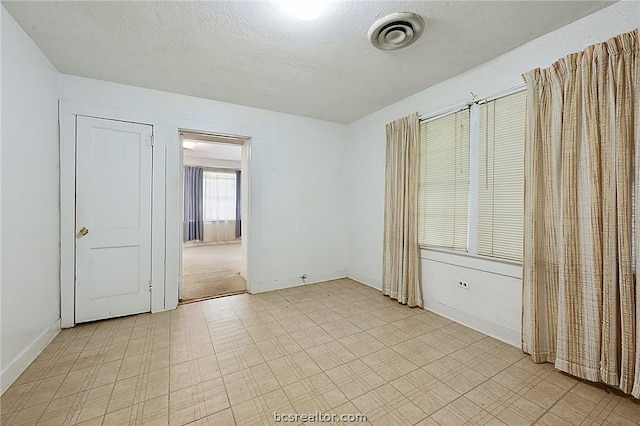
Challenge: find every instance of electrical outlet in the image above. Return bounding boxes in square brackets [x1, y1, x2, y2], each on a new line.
[457, 281, 470, 290]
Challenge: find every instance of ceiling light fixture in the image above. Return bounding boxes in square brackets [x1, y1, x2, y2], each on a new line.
[368, 12, 425, 50]
[278, 0, 328, 21]
[182, 140, 197, 150]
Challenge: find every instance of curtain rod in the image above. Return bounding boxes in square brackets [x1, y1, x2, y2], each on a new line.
[180, 130, 250, 144]
[184, 165, 239, 173]
[419, 82, 526, 122]
[419, 103, 469, 123]
[477, 82, 526, 104]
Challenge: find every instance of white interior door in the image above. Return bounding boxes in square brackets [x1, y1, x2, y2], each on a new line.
[75, 116, 153, 323]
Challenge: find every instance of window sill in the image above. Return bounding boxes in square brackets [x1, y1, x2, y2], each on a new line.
[419, 246, 522, 279]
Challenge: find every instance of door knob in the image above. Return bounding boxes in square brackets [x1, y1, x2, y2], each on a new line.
[79, 227, 89, 236]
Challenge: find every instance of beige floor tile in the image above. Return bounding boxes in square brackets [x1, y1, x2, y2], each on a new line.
[141, 393, 169, 425]
[246, 321, 288, 343]
[365, 324, 412, 347]
[217, 344, 265, 375]
[305, 308, 344, 326]
[491, 392, 548, 425]
[536, 411, 575, 426]
[258, 334, 302, 359]
[169, 377, 229, 425]
[389, 368, 438, 395]
[106, 376, 138, 413]
[211, 329, 254, 353]
[392, 340, 446, 369]
[6, 401, 49, 425]
[447, 368, 487, 394]
[284, 372, 348, 412]
[305, 341, 357, 371]
[337, 331, 386, 358]
[390, 316, 436, 338]
[1, 381, 33, 408]
[74, 415, 105, 425]
[320, 318, 363, 340]
[223, 362, 280, 405]
[605, 410, 640, 426]
[325, 360, 386, 400]
[569, 381, 612, 405]
[20, 374, 66, 409]
[194, 407, 236, 425]
[102, 405, 133, 425]
[231, 390, 294, 426]
[344, 312, 389, 331]
[464, 379, 512, 412]
[170, 354, 221, 392]
[360, 347, 418, 382]
[230, 398, 266, 425]
[431, 405, 470, 426]
[267, 351, 322, 387]
[276, 313, 317, 333]
[39, 393, 81, 423]
[289, 325, 334, 349]
[71, 383, 114, 424]
[609, 398, 640, 423]
[4, 278, 640, 426]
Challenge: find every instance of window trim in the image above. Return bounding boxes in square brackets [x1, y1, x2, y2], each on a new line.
[417, 85, 527, 264]
[202, 169, 238, 222]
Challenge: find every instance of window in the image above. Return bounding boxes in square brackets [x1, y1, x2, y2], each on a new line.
[478, 91, 526, 261]
[418, 89, 526, 262]
[203, 170, 237, 221]
[418, 109, 470, 250]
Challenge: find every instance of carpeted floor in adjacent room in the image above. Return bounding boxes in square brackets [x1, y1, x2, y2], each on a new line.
[181, 242, 246, 301]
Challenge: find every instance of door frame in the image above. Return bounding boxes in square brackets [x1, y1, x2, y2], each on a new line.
[59, 101, 167, 328]
[178, 131, 252, 301]
[164, 120, 255, 310]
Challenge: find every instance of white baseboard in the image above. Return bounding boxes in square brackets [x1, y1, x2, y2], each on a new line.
[251, 270, 348, 294]
[424, 300, 521, 348]
[345, 273, 518, 347]
[1, 318, 61, 394]
[347, 272, 382, 290]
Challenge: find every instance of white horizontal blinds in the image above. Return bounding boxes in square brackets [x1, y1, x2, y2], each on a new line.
[419, 109, 470, 249]
[478, 90, 526, 260]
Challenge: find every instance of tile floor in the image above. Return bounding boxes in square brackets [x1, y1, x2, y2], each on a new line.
[1, 279, 639, 425]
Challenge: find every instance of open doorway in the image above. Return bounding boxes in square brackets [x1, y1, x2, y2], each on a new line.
[180, 131, 249, 303]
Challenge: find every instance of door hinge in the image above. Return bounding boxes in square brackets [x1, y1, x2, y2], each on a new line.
[149, 281, 152, 290]
[149, 135, 154, 146]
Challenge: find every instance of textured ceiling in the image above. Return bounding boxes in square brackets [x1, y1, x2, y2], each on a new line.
[3, 1, 616, 123]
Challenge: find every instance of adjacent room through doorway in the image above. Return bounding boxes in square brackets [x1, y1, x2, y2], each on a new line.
[181, 133, 247, 302]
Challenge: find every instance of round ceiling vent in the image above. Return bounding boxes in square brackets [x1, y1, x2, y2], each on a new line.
[368, 12, 425, 51]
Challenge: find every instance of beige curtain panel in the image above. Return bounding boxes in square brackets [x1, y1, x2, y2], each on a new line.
[522, 29, 639, 398]
[382, 113, 423, 308]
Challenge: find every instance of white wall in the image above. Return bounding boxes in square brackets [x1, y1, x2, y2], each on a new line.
[59, 75, 349, 304]
[1, 6, 61, 392]
[346, 1, 639, 347]
[2, 0, 634, 395]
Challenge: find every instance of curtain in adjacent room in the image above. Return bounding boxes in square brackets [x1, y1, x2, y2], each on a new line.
[184, 166, 204, 241]
[382, 112, 423, 308]
[522, 29, 639, 397]
[235, 170, 242, 238]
